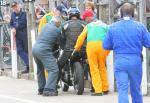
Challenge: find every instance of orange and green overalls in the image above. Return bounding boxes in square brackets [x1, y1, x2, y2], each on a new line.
[74, 20, 109, 93]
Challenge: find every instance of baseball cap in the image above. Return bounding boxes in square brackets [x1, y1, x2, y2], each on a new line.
[56, 5, 67, 14]
[82, 10, 94, 20]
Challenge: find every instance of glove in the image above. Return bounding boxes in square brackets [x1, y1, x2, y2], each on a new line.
[72, 49, 78, 57]
[72, 49, 81, 59]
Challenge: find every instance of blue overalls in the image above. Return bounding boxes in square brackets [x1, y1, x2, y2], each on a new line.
[10, 10, 29, 66]
[103, 16, 150, 103]
[32, 22, 61, 92]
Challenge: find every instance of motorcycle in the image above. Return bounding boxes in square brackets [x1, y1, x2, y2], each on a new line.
[60, 50, 85, 95]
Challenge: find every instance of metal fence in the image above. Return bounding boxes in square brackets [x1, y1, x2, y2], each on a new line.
[0, 22, 11, 69]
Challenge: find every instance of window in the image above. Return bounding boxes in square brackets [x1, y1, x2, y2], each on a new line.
[147, 17, 150, 32]
[146, 0, 150, 13]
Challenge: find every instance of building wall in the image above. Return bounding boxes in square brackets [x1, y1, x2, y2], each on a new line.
[35, 0, 49, 10]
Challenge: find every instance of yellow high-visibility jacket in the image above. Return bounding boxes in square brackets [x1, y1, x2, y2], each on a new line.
[38, 12, 54, 33]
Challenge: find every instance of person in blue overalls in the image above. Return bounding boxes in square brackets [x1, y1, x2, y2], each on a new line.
[32, 16, 62, 96]
[10, 1, 29, 74]
[103, 2, 150, 103]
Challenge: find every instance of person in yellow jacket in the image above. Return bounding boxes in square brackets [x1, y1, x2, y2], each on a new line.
[38, 5, 67, 33]
[38, 12, 54, 33]
[74, 20, 109, 96]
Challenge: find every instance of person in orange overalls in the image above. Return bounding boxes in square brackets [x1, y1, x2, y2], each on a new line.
[74, 14, 109, 96]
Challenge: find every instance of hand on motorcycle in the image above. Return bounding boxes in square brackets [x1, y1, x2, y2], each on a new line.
[72, 49, 79, 57]
[72, 49, 76, 56]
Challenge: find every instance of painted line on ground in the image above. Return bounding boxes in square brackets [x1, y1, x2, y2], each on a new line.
[0, 94, 40, 103]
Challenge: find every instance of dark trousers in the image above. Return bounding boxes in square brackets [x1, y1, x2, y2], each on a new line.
[16, 34, 29, 66]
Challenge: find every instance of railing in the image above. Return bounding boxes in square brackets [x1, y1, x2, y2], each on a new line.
[0, 21, 11, 69]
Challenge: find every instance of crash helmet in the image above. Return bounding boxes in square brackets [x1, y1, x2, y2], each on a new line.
[67, 7, 80, 20]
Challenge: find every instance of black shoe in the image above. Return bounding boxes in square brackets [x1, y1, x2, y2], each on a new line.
[103, 90, 109, 95]
[43, 91, 58, 96]
[38, 88, 44, 95]
[91, 93, 103, 96]
[90, 86, 95, 93]
[21, 69, 29, 74]
[90, 88, 95, 93]
[38, 91, 43, 95]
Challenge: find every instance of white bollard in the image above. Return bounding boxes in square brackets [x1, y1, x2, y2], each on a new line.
[31, 30, 37, 80]
[11, 31, 18, 78]
[106, 51, 114, 93]
[142, 48, 148, 95]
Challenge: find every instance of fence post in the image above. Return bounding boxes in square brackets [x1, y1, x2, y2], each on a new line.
[24, 0, 36, 79]
[107, 51, 114, 93]
[11, 31, 18, 78]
